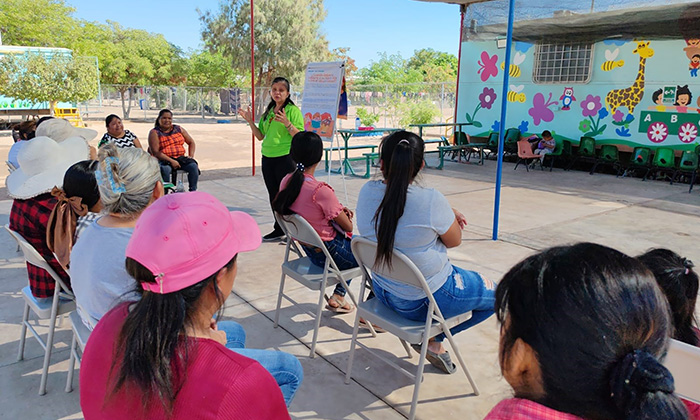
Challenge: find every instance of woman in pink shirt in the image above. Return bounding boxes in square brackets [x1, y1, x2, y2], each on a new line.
[484, 243, 689, 420]
[273, 131, 357, 313]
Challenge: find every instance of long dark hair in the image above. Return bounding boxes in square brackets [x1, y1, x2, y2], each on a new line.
[110, 255, 236, 413]
[496, 243, 687, 420]
[373, 131, 424, 268]
[63, 160, 100, 209]
[272, 131, 323, 215]
[154, 109, 173, 129]
[638, 248, 699, 346]
[260, 77, 295, 123]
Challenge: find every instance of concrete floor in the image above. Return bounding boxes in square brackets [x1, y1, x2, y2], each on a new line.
[1, 151, 699, 420]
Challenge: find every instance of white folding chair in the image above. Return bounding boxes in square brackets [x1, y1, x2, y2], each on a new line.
[65, 311, 91, 392]
[273, 213, 370, 358]
[665, 338, 700, 404]
[4, 225, 76, 395]
[346, 236, 479, 420]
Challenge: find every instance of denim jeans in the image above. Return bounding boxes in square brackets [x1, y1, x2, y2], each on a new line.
[301, 234, 357, 297]
[372, 265, 496, 342]
[217, 321, 303, 406]
[159, 160, 199, 191]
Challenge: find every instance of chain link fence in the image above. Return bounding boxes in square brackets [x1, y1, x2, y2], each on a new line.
[84, 82, 456, 129]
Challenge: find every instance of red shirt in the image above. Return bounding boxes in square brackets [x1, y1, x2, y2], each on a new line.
[151, 125, 186, 158]
[484, 399, 585, 420]
[10, 194, 71, 298]
[80, 303, 290, 420]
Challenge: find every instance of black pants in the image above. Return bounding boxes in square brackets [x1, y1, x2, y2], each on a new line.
[262, 154, 295, 233]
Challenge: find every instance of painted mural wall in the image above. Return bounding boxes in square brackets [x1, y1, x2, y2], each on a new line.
[456, 38, 700, 150]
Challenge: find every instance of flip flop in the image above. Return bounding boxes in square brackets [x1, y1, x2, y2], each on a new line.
[359, 318, 386, 333]
[411, 343, 457, 374]
[325, 295, 355, 314]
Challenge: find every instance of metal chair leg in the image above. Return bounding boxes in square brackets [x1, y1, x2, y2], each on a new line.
[344, 311, 362, 384]
[408, 340, 430, 420]
[65, 332, 77, 393]
[273, 273, 286, 328]
[17, 303, 30, 361]
[309, 286, 326, 358]
[39, 293, 61, 395]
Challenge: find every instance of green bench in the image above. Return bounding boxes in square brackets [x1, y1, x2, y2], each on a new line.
[324, 144, 378, 177]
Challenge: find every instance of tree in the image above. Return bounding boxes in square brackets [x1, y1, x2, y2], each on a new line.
[355, 53, 423, 89]
[186, 50, 246, 87]
[331, 47, 358, 80]
[407, 48, 458, 83]
[0, 0, 76, 47]
[0, 52, 98, 113]
[199, 0, 329, 112]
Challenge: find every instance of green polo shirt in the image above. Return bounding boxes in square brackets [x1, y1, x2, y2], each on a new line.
[259, 103, 304, 158]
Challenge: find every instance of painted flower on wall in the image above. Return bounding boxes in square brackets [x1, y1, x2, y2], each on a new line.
[612, 110, 625, 123]
[647, 122, 668, 143]
[615, 127, 631, 137]
[518, 120, 529, 133]
[678, 122, 698, 143]
[491, 120, 500, 132]
[579, 120, 592, 132]
[479, 88, 497, 109]
[580, 95, 603, 117]
[612, 112, 635, 137]
[465, 87, 497, 128]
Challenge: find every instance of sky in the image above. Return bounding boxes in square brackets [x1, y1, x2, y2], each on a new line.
[65, 0, 462, 69]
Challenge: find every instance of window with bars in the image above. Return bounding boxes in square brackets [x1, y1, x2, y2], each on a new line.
[533, 43, 594, 84]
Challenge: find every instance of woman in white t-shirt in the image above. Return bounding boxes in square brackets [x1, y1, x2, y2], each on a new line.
[356, 130, 496, 374]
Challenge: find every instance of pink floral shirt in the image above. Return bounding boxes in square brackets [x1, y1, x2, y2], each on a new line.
[484, 399, 585, 420]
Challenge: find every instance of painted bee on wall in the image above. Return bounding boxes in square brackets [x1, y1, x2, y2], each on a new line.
[601, 48, 625, 71]
[500, 52, 526, 78]
[507, 85, 526, 103]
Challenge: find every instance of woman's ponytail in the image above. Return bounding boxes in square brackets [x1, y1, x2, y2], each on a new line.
[272, 131, 323, 216]
[373, 131, 424, 268]
[609, 349, 689, 420]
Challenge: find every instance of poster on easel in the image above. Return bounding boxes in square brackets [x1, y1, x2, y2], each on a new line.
[301, 62, 345, 141]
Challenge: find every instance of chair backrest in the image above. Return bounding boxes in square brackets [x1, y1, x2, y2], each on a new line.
[4, 225, 72, 294]
[278, 213, 326, 250]
[653, 147, 676, 168]
[551, 139, 563, 155]
[579, 137, 596, 156]
[453, 131, 468, 146]
[664, 338, 700, 403]
[504, 128, 520, 144]
[679, 150, 699, 170]
[562, 140, 572, 155]
[630, 147, 652, 165]
[351, 236, 431, 294]
[599, 144, 619, 161]
[516, 140, 536, 158]
[487, 132, 499, 147]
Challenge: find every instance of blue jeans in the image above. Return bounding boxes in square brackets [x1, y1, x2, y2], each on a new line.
[372, 265, 496, 342]
[160, 160, 199, 191]
[301, 234, 357, 297]
[217, 321, 303, 406]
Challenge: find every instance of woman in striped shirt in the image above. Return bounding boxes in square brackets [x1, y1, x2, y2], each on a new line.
[99, 114, 142, 149]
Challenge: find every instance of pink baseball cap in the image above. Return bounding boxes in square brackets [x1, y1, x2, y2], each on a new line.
[125, 191, 262, 294]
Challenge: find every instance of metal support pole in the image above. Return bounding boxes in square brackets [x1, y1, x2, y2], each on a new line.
[250, 0, 256, 176]
[492, 0, 516, 241]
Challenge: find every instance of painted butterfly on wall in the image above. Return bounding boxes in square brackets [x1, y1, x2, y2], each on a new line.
[477, 51, 499, 82]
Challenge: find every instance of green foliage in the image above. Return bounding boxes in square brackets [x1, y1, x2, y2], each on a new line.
[0, 0, 76, 47]
[407, 48, 458, 83]
[199, 0, 329, 89]
[356, 107, 379, 127]
[355, 53, 422, 89]
[355, 49, 457, 89]
[0, 52, 98, 111]
[186, 50, 246, 87]
[391, 98, 440, 128]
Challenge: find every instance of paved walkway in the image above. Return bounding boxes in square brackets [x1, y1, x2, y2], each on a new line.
[1, 154, 698, 420]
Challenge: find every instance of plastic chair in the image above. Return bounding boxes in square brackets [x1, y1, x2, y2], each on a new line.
[542, 139, 571, 172]
[619, 146, 652, 179]
[566, 136, 596, 171]
[672, 149, 699, 193]
[485, 132, 500, 159]
[513, 140, 544, 172]
[346, 237, 479, 420]
[645, 147, 676, 181]
[273, 213, 368, 358]
[4, 225, 76, 395]
[664, 338, 700, 404]
[590, 144, 621, 175]
[65, 311, 91, 392]
[503, 128, 521, 155]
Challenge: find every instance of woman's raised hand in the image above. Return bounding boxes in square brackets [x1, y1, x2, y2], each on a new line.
[274, 108, 291, 127]
[238, 106, 254, 123]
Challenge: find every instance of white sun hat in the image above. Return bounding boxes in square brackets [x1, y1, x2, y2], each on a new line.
[6, 136, 91, 199]
[35, 118, 97, 142]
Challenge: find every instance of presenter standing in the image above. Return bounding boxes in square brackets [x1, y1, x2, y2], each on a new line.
[240, 77, 303, 241]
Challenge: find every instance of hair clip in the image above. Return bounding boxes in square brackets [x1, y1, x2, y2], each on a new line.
[398, 139, 410, 145]
[98, 156, 127, 194]
[296, 162, 305, 171]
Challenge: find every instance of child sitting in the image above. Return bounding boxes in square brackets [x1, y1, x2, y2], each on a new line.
[638, 248, 699, 419]
[484, 243, 688, 420]
[273, 131, 357, 313]
[533, 130, 556, 162]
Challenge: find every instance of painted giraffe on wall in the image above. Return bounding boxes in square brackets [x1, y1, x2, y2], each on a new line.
[605, 41, 655, 114]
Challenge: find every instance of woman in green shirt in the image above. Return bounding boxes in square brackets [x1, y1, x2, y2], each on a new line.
[240, 77, 304, 241]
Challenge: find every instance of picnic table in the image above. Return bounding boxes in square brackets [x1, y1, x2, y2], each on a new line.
[408, 122, 486, 169]
[326, 128, 401, 178]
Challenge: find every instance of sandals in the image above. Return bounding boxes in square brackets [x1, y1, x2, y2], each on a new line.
[325, 295, 355, 313]
[359, 318, 386, 333]
[411, 343, 457, 374]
